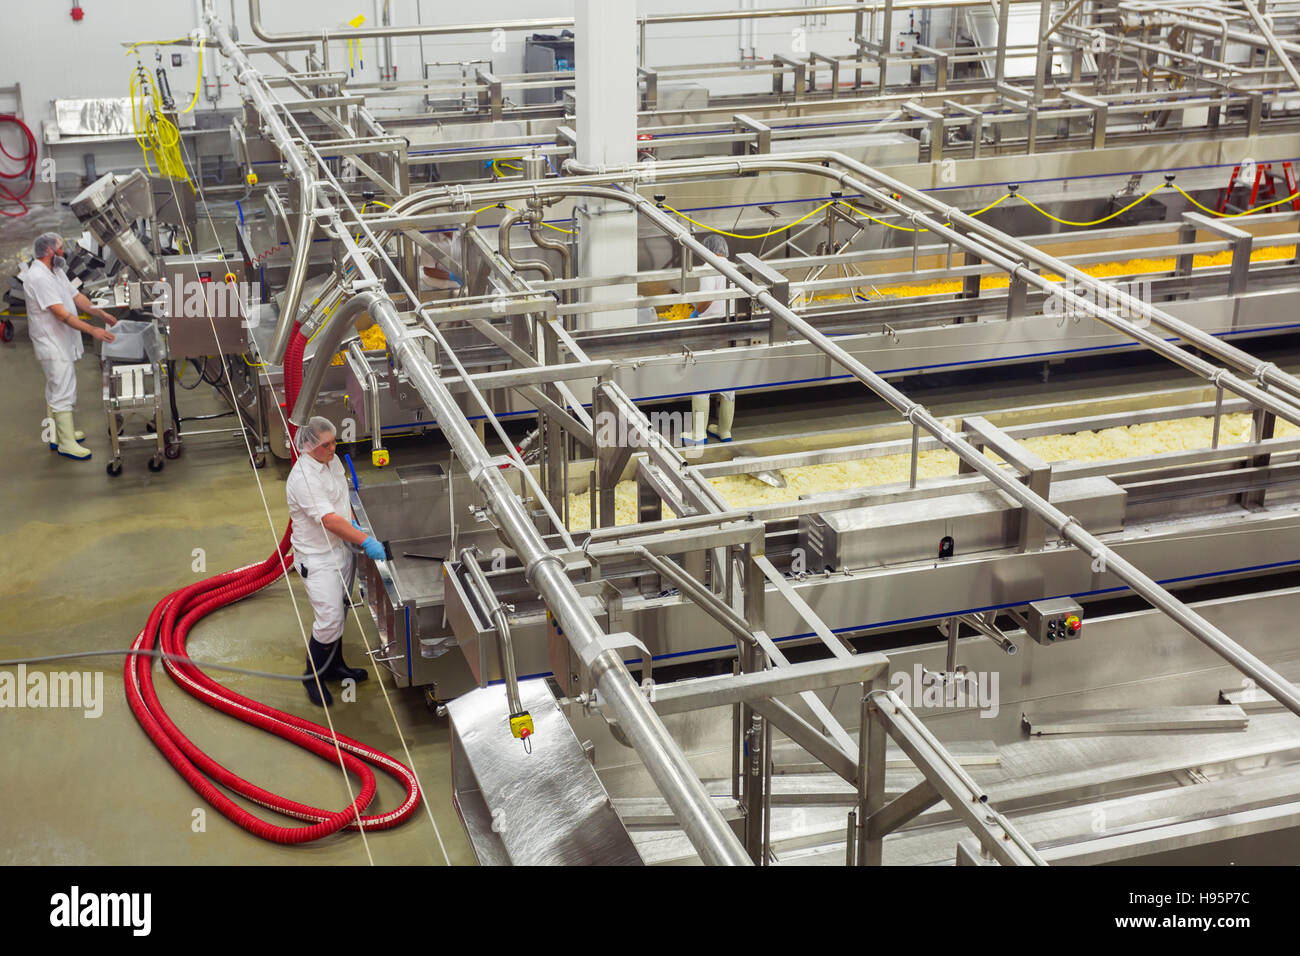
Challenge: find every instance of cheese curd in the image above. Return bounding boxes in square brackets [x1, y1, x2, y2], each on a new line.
[565, 412, 1298, 531]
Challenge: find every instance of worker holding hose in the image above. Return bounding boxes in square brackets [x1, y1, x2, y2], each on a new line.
[287, 416, 385, 707]
[684, 233, 736, 445]
[22, 232, 118, 461]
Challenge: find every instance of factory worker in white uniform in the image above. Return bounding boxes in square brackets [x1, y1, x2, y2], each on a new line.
[22, 232, 119, 460]
[418, 230, 464, 293]
[684, 233, 736, 445]
[286, 416, 385, 707]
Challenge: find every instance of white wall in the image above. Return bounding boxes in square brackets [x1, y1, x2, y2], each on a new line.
[0, 1, 882, 197]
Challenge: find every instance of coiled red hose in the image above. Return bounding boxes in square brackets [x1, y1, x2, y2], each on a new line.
[0, 115, 36, 218]
[124, 324, 422, 843]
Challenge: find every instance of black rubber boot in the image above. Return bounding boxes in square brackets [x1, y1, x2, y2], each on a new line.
[303, 638, 337, 707]
[325, 642, 369, 684]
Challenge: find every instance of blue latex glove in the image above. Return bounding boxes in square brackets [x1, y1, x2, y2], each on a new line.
[447, 270, 463, 285]
[350, 519, 363, 532]
[689, 307, 699, 318]
[362, 536, 385, 561]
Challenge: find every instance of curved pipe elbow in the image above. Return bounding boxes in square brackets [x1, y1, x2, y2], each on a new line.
[498, 209, 554, 281]
[268, 187, 316, 366]
[288, 290, 381, 427]
[527, 219, 571, 295]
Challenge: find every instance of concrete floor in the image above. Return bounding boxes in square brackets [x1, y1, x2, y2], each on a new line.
[0, 217, 474, 865]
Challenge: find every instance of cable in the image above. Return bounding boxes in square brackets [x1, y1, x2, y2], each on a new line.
[181, 38, 203, 115]
[0, 114, 37, 217]
[154, 122, 446, 857]
[121, 155, 418, 856]
[176, 358, 202, 389]
[129, 63, 195, 191]
[2, 647, 329, 682]
[664, 200, 833, 239]
[1016, 183, 1166, 227]
[1169, 180, 1300, 218]
[834, 192, 1011, 233]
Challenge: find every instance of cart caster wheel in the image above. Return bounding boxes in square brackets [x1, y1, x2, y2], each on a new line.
[164, 428, 182, 459]
[252, 452, 267, 469]
[106, 460, 123, 476]
[147, 455, 164, 472]
[1, 319, 13, 343]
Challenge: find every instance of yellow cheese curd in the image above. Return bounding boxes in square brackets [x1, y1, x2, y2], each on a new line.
[564, 412, 1298, 531]
[810, 245, 1297, 302]
[330, 323, 388, 366]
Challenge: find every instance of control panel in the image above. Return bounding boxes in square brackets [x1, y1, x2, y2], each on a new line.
[1026, 597, 1084, 645]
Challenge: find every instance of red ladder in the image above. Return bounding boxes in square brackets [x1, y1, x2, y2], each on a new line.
[1216, 161, 1300, 213]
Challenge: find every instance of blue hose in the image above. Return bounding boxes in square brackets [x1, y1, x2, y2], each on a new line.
[343, 452, 360, 490]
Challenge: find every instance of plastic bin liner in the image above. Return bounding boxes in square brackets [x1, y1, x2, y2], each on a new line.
[102, 318, 162, 365]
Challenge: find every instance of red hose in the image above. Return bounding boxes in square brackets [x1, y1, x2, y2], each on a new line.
[0, 115, 36, 218]
[124, 324, 422, 843]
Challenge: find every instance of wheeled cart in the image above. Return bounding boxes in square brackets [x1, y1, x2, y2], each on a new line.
[100, 319, 177, 475]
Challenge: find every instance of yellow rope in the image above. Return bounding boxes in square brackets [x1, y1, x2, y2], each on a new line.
[662, 201, 835, 239]
[666, 172, 1300, 242]
[180, 39, 203, 115]
[1016, 184, 1166, 227]
[129, 64, 194, 191]
[1169, 181, 1299, 218]
[826, 193, 1009, 233]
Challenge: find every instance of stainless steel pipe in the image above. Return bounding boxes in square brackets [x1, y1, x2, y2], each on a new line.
[498, 207, 554, 281]
[288, 291, 379, 427]
[460, 547, 524, 718]
[302, 290, 752, 865]
[207, 12, 317, 365]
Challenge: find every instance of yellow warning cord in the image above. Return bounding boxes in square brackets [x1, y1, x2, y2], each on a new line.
[668, 178, 1300, 241]
[1014, 184, 1167, 227]
[662, 201, 835, 239]
[1168, 181, 1300, 218]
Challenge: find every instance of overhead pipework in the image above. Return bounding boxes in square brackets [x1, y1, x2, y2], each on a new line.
[91, 0, 1300, 867]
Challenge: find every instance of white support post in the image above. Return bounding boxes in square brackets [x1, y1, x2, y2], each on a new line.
[576, 0, 638, 329]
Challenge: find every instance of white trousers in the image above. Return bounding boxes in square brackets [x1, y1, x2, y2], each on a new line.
[296, 546, 356, 645]
[39, 356, 78, 413]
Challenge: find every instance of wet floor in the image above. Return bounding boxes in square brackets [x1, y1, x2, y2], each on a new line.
[0, 206, 474, 865]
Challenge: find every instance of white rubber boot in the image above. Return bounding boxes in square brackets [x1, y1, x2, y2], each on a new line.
[708, 397, 735, 442]
[53, 410, 92, 460]
[47, 406, 83, 449]
[683, 394, 709, 445]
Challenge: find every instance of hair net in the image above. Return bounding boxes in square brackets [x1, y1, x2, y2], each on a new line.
[700, 233, 729, 258]
[33, 232, 63, 259]
[294, 415, 336, 454]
